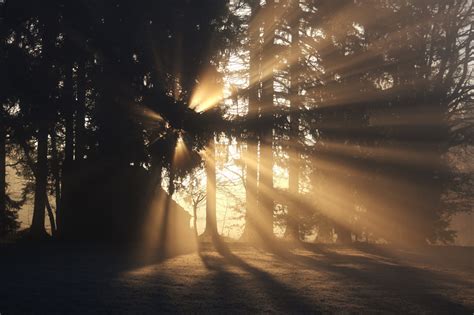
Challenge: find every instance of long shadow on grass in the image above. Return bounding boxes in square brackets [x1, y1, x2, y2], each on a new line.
[198, 236, 322, 313]
[263, 241, 473, 313]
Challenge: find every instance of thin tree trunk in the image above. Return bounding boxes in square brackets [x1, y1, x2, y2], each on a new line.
[64, 62, 74, 163]
[286, 153, 300, 240]
[258, 0, 275, 242]
[193, 203, 199, 239]
[76, 61, 86, 161]
[15, 127, 56, 237]
[143, 158, 162, 217]
[151, 160, 162, 196]
[259, 138, 274, 241]
[242, 139, 258, 240]
[203, 138, 218, 238]
[31, 12, 54, 239]
[45, 195, 56, 237]
[241, 2, 261, 242]
[50, 130, 61, 236]
[158, 166, 174, 253]
[285, 0, 301, 240]
[0, 122, 6, 235]
[31, 123, 48, 238]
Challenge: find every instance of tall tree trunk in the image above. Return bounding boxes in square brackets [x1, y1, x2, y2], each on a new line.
[64, 62, 74, 163]
[76, 61, 86, 161]
[50, 130, 61, 236]
[285, 0, 301, 240]
[286, 152, 300, 240]
[45, 196, 56, 237]
[31, 123, 48, 238]
[241, 2, 261, 242]
[31, 15, 54, 238]
[192, 203, 199, 240]
[0, 121, 6, 236]
[58, 59, 80, 236]
[158, 167, 175, 252]
[143, 156, 162, 216]
[258, 0, 275, 242]
[243, 140, 258, 240]
[203, 137, 218, 238]
[59, 61, 73, 234]
[151, 159, 162, 196]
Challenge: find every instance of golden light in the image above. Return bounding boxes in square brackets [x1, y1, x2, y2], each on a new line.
[130, 103, 165, 128]
[175, 134, 188, 157]
[172, 133, 191, 169]
[189, 71, 223, 113]
[139, 106, 165, 122]
[145, 0, 463, 247]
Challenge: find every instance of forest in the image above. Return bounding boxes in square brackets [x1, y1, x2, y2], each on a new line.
[0, 0, 473, 313]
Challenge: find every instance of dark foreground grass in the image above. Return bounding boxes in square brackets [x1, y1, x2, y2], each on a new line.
[0, 241, 472, 314]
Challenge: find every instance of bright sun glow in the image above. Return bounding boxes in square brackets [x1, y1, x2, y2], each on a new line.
[189, 71, 224, 113]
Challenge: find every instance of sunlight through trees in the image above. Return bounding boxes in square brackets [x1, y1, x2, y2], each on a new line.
[0, 0, 472, 248]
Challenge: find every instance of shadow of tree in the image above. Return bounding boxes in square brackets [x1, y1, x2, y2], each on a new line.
[0, 241, 472, 313]
[264, 241, 473, 313]
[197, 236, 321, 313]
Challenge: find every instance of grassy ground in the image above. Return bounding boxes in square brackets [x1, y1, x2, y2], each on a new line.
[0, 241, 472, 314]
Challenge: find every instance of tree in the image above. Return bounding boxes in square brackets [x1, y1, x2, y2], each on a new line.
[285, 0, 303, 240]
[203, 138, 218, 238]
[258, 0, 277, 242]
[240, 0, 262, 242]
[182, 169, 206, 238]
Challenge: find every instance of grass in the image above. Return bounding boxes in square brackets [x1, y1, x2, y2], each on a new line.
[0, 241, 472, 313]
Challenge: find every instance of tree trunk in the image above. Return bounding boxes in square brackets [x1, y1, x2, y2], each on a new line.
[193, 203, 199, 240]
[286, 150, 300, 240]
[241, 2, 261, 242]
[157, 166, 174, 253]
[285, 1, 301, 241]
[259, 137, 274, 241]
[151, 161, 162, 196]
[143, 157, 162, 216]
[59, 61, 73, 235]
[45, 197, 56, 237]
[335, 223, 352, 244]
[64, 62, 74, 163]
[0, 122, 6, 236]
[50, 130, 61, 236]
[203, 138, 218, 238]
[76, 61, 86, 161]
[257, 0, 275, 242]
[30, 12, 55, 239]
[242, 139, 259, 241]
[30, 123, 48, 238]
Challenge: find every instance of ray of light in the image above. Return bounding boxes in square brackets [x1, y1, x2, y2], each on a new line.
[189, 70, 224, 113]
[172, 133, 192, 169]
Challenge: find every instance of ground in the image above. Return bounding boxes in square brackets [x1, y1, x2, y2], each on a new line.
[0, 241, 473, 314]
